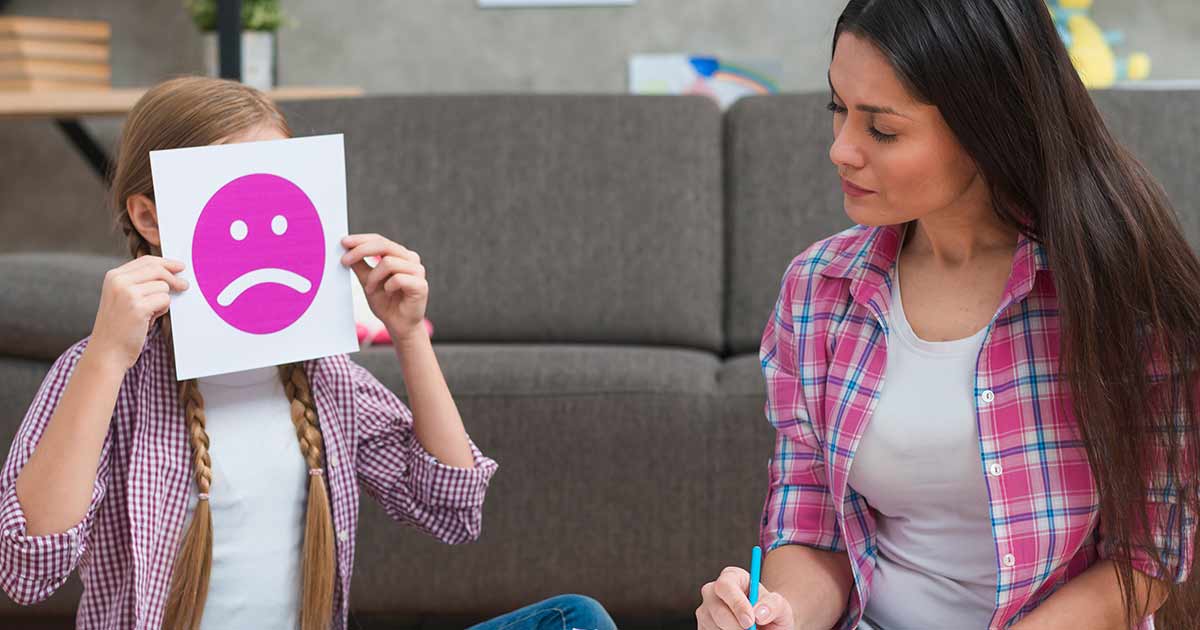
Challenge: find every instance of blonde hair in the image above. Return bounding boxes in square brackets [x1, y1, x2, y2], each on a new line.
[111, 76, 334, 630]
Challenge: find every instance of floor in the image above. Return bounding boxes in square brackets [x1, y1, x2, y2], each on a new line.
[1, 614, 696, 629]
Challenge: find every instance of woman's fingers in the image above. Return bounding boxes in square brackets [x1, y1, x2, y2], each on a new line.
[707, 594, 746, 630]
[696, 567, 755, 630]
[700, 581, 743, 630]
[754, 590, 792, 629]
[713, 569, 755, 629]
[695, 602, 718, 630]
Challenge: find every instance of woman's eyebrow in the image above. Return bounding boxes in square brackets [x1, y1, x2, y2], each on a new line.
[828, 73, 911, 119]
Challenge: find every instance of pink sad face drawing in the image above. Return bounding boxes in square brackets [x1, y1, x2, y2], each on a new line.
[192, 173, 325, 334]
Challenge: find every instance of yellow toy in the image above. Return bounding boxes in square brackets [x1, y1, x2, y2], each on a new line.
[1049, 0, 1151, 88]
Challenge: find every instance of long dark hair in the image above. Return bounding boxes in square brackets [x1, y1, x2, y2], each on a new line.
[835, 0, 1199, 626]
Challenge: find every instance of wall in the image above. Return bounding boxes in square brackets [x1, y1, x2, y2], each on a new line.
[2, 0, 1197, 254]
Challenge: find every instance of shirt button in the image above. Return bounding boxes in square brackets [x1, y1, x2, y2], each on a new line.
[337, 530, 349, 542]
[1003, 553, 1016, 567]
[980, 389, 996, 404]
[989, 463, 1004, 477]
[329, 454, 340, 468]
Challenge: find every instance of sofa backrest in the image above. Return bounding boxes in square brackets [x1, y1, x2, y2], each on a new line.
[723, 89, 1200, 355]
[280, 95, 726, 352]
[3, 91, 1198, 362]
[724, 93, 852, 355]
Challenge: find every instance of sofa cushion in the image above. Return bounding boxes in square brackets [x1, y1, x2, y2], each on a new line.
[0, 253, 120, 361]
[0, 346, 774, 619]
[345, 345, 773, 617]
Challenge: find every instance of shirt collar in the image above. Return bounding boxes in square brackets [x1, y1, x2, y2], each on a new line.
[820, 222, 1050, 324]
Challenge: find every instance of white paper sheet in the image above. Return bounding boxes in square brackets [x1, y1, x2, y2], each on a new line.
[151, 134, 358, 380]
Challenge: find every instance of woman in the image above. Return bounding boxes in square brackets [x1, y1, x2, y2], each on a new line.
[697, 1, 1197, 629]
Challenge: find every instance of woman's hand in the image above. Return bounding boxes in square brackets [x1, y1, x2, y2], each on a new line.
[88, 255, 188, 372]
[698, 567, 795, 630]
[341, 233, 428, 343]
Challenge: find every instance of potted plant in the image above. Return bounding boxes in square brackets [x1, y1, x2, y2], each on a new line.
[186, 0, 287, 91]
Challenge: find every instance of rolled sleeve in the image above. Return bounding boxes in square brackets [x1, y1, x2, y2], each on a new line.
[758, 260, 842, 555]
[349, 361, 498, 543]
[0, 483, 89, 604]
[1100, 485, 1196, 585]
[761, 432, 844, 555]
[0, 341, 107, 605]
[407, 438, 497, 509]
[1097, 377, 1197, 586]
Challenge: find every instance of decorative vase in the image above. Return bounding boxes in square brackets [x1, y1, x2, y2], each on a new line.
[202, 30, 275, 91]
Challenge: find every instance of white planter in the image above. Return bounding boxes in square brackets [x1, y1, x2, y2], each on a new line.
[202, 31, 275, 91]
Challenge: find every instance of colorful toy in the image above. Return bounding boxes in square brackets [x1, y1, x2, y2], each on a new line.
[1048, 0, 1150, 88]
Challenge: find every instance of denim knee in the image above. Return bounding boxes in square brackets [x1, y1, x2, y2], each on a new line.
[542, 594, 614, 628]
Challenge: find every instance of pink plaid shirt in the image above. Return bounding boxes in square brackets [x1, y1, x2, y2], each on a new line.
[0, 322, 498, 629]
[759, 224, 1194, 629]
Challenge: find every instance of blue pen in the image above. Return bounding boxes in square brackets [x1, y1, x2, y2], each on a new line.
[748, 545, 763, 630]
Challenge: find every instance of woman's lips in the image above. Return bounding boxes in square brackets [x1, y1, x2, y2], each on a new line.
[841, 178, 876, 198]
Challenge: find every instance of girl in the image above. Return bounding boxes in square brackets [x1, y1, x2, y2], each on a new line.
[0, 77, 614, 630]
[697, 1, 1197, 629]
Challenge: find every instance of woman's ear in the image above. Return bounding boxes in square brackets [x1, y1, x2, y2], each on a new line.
[126, 194, 160, 247]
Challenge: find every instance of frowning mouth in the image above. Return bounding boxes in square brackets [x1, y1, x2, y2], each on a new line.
[217, 268, 313, 307]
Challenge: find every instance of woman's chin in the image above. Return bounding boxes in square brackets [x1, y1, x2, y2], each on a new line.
[843, 197, 891, 227]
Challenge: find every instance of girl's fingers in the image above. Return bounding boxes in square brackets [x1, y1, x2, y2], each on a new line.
[350, 259, 372, 287]
[383, 273, 427, 296]
[122, 260, 189, 292]
[157, 257, 186, 271]
[138, 280, 172, 296]
[342, 234, 420, 265]
[340, 233, 380, 248]
[127, 255, 185, 272]
[341, 239, 408, 268]
[142, 292, 171, 318]
[365, 256, 424, 293]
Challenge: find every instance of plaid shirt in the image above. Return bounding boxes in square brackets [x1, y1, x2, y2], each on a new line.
[0, 322, 498, 629]
[759, 224, 1194, 629]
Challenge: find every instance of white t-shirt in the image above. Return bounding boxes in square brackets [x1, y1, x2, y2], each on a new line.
[185, 365, 309, 629]
[848, 263, 998, 630]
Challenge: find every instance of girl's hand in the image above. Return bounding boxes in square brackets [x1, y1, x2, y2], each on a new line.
[697, 567, 795, 630]
[89, 256, 189, 372]
[341, 234, 428, 343]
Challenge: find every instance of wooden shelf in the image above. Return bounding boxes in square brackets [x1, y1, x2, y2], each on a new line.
[0, 86, 364, 119]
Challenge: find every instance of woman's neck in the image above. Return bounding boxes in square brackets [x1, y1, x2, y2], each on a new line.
[903, 185, 1018, 268]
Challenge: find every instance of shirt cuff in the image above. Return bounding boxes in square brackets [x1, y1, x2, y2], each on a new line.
[407, 438, 498, 509]
[0, 483, 85, 580]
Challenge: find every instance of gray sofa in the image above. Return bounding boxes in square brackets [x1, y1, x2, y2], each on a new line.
[2, 90, 1198, 629]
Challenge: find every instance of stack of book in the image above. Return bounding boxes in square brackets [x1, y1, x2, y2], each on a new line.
[0, 16, 111, 91]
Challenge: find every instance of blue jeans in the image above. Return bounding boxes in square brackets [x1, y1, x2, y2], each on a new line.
[467, 595, 617, 630]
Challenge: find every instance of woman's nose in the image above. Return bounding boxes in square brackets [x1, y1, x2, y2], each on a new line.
[829, 127, 866, 171]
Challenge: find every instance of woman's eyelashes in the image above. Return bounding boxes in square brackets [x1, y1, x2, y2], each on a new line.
[827, 100, 898, 144]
